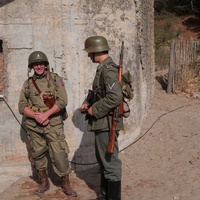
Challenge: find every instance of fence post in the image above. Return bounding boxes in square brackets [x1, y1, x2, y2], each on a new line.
[167, 40, 175, 93]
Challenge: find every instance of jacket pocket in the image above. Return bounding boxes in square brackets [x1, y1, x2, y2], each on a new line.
[88, 116, 108, 131]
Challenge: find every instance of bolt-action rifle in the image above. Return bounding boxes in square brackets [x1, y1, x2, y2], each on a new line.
[106, 41, 124, 154]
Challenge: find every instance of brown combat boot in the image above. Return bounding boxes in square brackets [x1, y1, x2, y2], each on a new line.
[34, 170, 50, 195]
[61, 175, 77, 197]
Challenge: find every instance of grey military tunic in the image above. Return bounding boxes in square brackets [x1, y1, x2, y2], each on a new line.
[87, 56, 124, 132]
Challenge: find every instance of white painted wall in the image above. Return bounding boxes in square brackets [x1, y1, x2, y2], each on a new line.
[0, 0, 154, 171]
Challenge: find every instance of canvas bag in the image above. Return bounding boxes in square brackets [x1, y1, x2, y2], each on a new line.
[121, 70, 134, 118]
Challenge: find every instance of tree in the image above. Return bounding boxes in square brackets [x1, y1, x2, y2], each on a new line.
[154, 0, 200, 16]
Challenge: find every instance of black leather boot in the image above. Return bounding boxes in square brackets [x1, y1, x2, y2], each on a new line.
[108, 181, 121, 200]
[95, 174, 108, 200]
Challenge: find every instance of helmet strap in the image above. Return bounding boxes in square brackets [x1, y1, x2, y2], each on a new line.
[27, 68, 32, 78]
[92, 53, 95, 62]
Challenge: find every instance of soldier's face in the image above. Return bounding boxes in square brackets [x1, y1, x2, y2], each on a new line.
[33, 62, 45, 75]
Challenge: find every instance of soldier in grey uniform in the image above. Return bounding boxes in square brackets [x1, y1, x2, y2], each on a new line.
[80, 36, 123, 200]
[18, 51, 77, 197]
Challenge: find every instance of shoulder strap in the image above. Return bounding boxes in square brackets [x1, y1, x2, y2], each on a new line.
[31, 77, 41, 94]
[50, 72, 58, 88]
[105, 61, 118, 69]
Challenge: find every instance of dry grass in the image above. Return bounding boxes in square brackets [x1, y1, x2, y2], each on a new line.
[174, 62, 200, 98]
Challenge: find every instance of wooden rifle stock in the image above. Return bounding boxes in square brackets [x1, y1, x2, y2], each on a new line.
[106, 41, 124, 154]
[106, 109, 117, 154]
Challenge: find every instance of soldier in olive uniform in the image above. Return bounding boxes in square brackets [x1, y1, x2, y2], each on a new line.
[18, 51, 77, 197]
[80, 36, 123, 200]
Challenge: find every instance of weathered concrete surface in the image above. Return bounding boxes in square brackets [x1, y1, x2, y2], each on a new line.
[0, 0, 154, 172]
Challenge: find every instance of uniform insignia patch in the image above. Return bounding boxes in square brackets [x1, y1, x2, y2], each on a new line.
[108, 83, 115, 90]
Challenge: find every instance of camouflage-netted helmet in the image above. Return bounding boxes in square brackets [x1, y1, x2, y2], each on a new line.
[84, 36, 111, 53]
[28, 51, 49, 68]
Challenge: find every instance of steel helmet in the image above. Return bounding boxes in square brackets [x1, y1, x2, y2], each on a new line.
[28, 51, 49, 68]
[84, 36, 111, 53]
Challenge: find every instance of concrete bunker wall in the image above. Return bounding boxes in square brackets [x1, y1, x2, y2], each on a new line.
[0, 0, 154, 172]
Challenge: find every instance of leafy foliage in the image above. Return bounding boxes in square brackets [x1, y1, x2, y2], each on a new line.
[154, 12, 183, 70]
[153, 1, 200, 70]
[154, 0, 200, 93]
[154, 0, 200, 16]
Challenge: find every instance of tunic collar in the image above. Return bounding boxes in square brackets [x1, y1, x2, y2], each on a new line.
[97, 56, 114, 71]
[33, 73, 46, 80]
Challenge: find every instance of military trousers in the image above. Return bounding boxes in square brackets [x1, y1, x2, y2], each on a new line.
[94, 131, 122, 181]
[28, 126, 71, 177]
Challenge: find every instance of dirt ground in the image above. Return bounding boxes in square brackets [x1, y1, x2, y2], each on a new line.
[0, 73, 200, 200]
